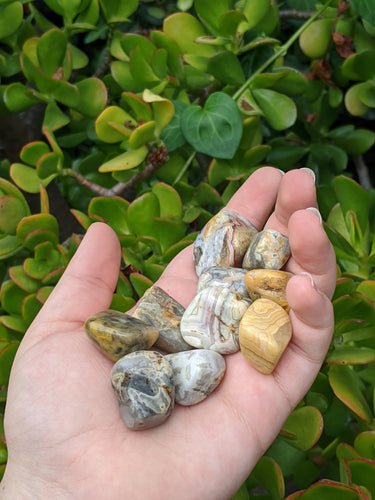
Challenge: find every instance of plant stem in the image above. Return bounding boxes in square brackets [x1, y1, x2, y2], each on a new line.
[353, 155, 372, 190]
[173, 150, 196, 185]
[232, 0, 335, 101]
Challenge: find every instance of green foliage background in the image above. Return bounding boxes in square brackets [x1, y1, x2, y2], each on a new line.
[1, 0, 375, 497]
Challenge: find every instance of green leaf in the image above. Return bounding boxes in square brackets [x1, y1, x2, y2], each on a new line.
[333, 176, 370, 236]
[347, 458, 375, 498]
[0, 235, 22, 260]
[0, 196, 28, 235]
[0, 2, 23, 39]
[3, 83, 40, 113]
[127, 192, 160, 237]
[95, 106, 136, 143]
[75, 78, 107, 118]
[0, 342, 19, 386]
[163, 13, 218, 58]
[98, 147, 148, 173]
[129, 272, 153, 297]
[252, 456, 284, 500]
[36, 152, 61, 180]
[194, 0, 229, 32]
[152, 183, 183, 218]
[181, 92, 242, 159]
[243, 0, 271, 30]
[37, 29, 67, 78]
[9, 265, 40, 293]
[294, 479, 364, 499]
[354, 432, 375, 460]
[208, 51, 245, 86]
[128, 121, 156, 149]
[282, 406, 323, 451]
[99, 0, 138, 23]
[349, 1, 375, 28]
[0, 281, 28, 316]
[10, 163, 50, 194]
[160, 100, 188, 152]
[328, 128, 375, 155]
[20, 142, 50, 167]
[143, 89, 175, 135]
[22, 294, 43, 327]
[252, 89, 297, 131]
[121, 33, 156, 59]
[326, 346, 375, 365]
[43, 102, 70, 132]
[328, 365, 373, 423]
[120, 92, 153, 122]
[88, 197, 129, 234]
[17, 214, 59, 251]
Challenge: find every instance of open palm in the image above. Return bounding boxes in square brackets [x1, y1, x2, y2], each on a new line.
[1, 167, 336, 500]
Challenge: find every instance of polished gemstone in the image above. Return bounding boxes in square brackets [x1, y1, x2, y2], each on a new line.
[244, 269, 292, 311]
[242, 229, 290, 270]
[84, 310, 159, 361]
[239, 298, 292, 374]
[197, 266, 249, 298]
[166, 349, 226, 405]
[193, 209, 258, 276]
[111, 350, 175, 430]
[180, 286, 251, 354]
[132, 285, 192, 353]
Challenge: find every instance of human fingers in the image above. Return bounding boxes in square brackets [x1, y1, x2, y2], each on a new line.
[273, 272, 334, 405]
[286, 208, 337, 299]
[265, 168, 317, 233]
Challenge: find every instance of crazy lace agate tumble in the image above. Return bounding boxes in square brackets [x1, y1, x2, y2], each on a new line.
[132, 285, 192, 353]
[111, 350, 175, 430]
[243, 229, 290, 270]
[84, 310, 159, 361]
[197, 266, 249, 298]
[180, 286, 251, 354]
[239, 298, 292, 374]
[166, 349, 226, 406]
[244, 269, 293, 311]
[193, 209, 258, 276]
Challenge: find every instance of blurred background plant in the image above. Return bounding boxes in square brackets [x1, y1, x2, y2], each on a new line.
[1, 0, 375, 496]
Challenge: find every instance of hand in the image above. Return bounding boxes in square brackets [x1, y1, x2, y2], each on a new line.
[0, 167, 336, 500]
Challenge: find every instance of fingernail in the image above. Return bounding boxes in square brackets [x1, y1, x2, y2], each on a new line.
[300, 167, 316, 183]
[277, 168, 285, 175]
[306, 207, 322, 224]
[299, 271, 316, 289]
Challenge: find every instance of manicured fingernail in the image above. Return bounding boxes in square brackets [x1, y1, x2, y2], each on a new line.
[300, 167, 316, 183]
[306, 207, 322, 224]
[299, 272, 316, 289]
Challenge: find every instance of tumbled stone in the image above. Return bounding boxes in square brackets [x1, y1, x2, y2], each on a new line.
[239, 298, 292, 374]
[166, 349, 226, 406]
[242, 229, 290, 270]
[244, 269, 293, 311]
[84, 310, 159, 361]
[180, 286, 251, 354]
[193, 209, 258, 276]
[111, 350, 175, 430]
[197, 266, 249, 298]
[132, 285, 192, 353]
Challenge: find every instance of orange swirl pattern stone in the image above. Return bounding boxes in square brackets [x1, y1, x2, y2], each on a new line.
[239, 298, 292, 374]
[244, 269, 293, 311]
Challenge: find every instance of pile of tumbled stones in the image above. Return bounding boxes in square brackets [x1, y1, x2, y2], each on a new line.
[85, 210, 293, 430]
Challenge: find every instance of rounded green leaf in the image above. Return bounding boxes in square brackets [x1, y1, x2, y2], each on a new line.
[296, 479, 364, 499]
[128, 121, 156, 149]
[243, 0, 270, 30]
[0, 280, 28, 316]
[281, 406, 323, 451]
[20, 141, 50, 167]
[17, 214, 59, 250]
[95, 106, 136, 143]
[88, 197, 129, 234]
[181, 92, 243, 159]
[127, 192, 160, 237]
[0, 235, 22, 259]
[354, 432, 375, 460]
[163, 13, 217, 57]
[252, 456, 284, 500]
[0, 196, 28, 235]
[160, 100, 188, 152]
[37, 152, 61, 180]
[333, 176, 370, 236]
[37, 29, 67, 78]
[129, 272, 153, 297]
[0, 2, 23, 39]
[75, 78, 107, 118]
[143, 89, 175, 135]
[120, 92, 152, 122]
[252, 89, 297, 130]
[121, 33, 155, 59]
[208, 51, 245, 86]
[10, 163, 43, 194]
[98, 147, 148, 173]
[43, 102, 70, 131]
[342, 50, 375, 81]
[22, 293, 43, 327]
[194, 0, 229, 31]
[347, 458, 375, 498]
[328, 364, 373, 423]
[9, 265, 40, 293]
[3, 83, 40, 113]
[36, 286, 54, 304]
[152, 182, 182, 218]
[99, 0, 138, 23]
[345, 83, 371, 117]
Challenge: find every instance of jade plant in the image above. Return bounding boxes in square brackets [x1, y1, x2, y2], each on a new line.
[1, 0, 375, 496]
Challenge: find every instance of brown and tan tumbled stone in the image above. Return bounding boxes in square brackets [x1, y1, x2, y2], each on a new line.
[242, 229, 290, 270]
[84, 310, 159, 361]
[244, 269, 293, 311]
[239, 298, 292, 374]
[132, 285, 192, 353]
